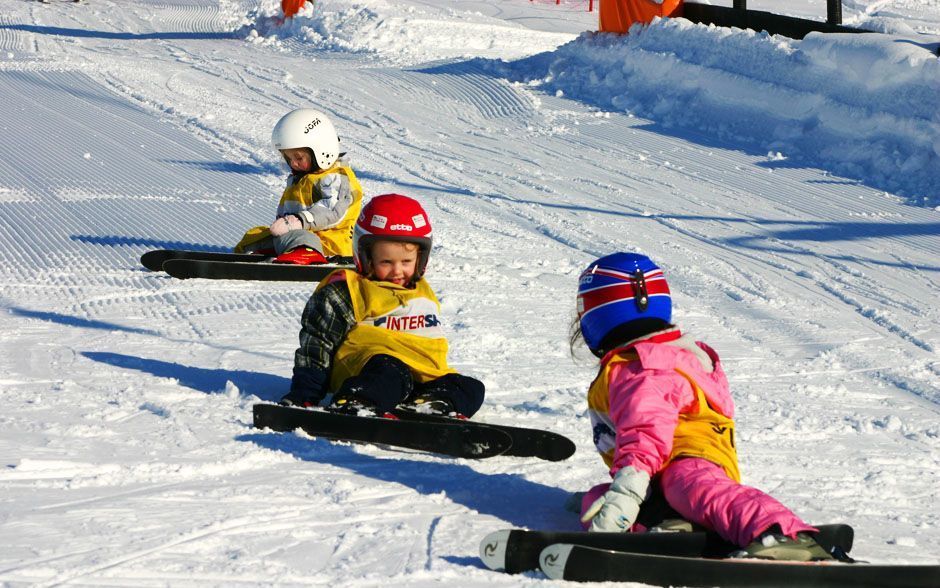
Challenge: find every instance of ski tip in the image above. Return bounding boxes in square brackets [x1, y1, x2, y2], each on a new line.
[139, 250, 167, 272]
[161, 259, 191, 279]
[479, 530, 511, 571]
[539, 543, 574, 580]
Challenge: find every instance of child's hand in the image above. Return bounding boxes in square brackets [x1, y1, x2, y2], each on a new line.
[270, 215, 301, 236]
[581, 466, 650, 532]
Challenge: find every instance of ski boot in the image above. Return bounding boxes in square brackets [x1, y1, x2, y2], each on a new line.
[274, 247, 327, 265]
[329, 394, 393, 418]
[732, 532, 834, 562]
[649, 519, 696, 533]
[399, 393, 463, 418]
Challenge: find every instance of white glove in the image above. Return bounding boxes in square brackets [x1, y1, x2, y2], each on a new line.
[581, 466, 650, 532]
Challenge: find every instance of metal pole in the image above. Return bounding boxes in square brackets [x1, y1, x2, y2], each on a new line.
[827, 0, 843, 25]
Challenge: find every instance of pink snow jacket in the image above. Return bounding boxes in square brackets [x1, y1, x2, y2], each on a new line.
[587, 328, 740, 481]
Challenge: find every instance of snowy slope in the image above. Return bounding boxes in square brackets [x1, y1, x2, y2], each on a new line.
[0, 0, 938, 585]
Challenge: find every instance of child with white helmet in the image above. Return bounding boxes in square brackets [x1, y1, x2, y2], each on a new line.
[281, 194, 485, 418]
[235, 108, 363, 265]
[574, 252, 833, 561]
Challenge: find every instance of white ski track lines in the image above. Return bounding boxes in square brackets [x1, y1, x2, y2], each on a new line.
[0, 0, 937, 584]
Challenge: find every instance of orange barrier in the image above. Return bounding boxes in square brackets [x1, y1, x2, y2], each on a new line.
[599, 0, 683, 33]
[282, 0, 307, 19]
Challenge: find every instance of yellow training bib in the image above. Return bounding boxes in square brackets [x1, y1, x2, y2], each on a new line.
[326, 270, 455, 391]
[234, 165, 363, 257]
[587, 352, 740, 481]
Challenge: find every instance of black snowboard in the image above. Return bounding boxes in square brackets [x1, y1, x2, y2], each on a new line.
[252, 403, 512, 459]
[391, 409, 575, 462]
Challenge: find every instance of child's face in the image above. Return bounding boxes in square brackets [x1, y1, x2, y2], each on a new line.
[369, 241, 418, 286]
[281, 148, 314, 173]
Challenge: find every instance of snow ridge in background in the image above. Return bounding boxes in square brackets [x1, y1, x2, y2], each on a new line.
[244, 1, 940, 206]
[241, 0, 578, 64]
[493, 20, 940, 206]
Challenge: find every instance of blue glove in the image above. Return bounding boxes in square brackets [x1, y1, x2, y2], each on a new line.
[581, 466, 650, 532]
[280, 366, 327, 407]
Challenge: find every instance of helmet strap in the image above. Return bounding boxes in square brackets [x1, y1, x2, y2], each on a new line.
[632, 269, 649, 312]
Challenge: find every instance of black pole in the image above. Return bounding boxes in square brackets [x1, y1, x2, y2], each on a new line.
[827, 0, 842, 25]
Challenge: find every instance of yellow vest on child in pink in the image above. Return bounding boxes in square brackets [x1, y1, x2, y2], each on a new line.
[586, 332, 740, 482]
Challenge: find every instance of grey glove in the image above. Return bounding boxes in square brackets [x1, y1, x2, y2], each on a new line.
[581, 466, 650, 532]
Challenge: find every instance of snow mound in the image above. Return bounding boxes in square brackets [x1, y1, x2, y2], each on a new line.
[240, 0, 577, 65]
[492, 18, 940, 206]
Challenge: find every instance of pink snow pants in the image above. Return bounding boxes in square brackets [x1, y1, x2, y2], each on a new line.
[581, 457, 816, 546]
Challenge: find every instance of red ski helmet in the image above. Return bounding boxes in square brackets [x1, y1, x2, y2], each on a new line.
[353, 194, 433, 277]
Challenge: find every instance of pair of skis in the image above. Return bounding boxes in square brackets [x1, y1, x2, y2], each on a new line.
[479, 524, 940, 586]
[251, 409, 938, 586]
[140, 249, 352, 282]
[252, 403, 576, 462]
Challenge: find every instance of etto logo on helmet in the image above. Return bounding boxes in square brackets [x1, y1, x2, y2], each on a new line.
[389, 224, 413, 231]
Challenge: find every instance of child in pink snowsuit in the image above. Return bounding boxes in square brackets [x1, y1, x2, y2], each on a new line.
[574, 252, 832, 560]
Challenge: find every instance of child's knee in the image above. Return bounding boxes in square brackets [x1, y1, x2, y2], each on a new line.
[337, 354, 413, 411]
[418, 373, 485, 417]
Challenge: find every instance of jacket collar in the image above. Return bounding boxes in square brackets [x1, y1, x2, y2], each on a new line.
[600, 326, 682, 366]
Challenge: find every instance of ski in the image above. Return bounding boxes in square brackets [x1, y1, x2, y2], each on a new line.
[390, 409, 575, 462]
[252, 403, 512, 459]
[140, 249, 269, 272]
[162, 259, 351, 282]
[538, 543, 940, 587]
[480, 523, 854, 574]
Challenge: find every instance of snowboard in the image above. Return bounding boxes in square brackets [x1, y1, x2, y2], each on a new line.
[162, 258, 351, 282]
[539, 543, 940, 587]
[252, 403, 512, 459]
[390, 409, 576, 462]
[479, 523, 854, 574]
[140, 249, 269, 272]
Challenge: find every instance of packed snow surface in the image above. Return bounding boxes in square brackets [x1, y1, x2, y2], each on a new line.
[0, 0, 938, 585]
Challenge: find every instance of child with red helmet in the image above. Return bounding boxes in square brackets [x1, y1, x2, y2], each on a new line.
[281, 194, 485, 418]
[574, 252, 833, 561]
[234, 108, 364, 265]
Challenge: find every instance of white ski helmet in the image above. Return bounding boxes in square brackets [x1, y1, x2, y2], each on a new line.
[271, 108, 340, 171]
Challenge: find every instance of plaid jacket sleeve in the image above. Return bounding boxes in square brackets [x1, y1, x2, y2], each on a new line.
[293, 280, 356, 371]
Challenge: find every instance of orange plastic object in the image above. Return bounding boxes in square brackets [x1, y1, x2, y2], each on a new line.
[281, 0, 308, 19]
[599, 0, 683, 33]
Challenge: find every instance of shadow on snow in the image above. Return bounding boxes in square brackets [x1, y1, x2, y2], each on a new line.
[82, 351, 287, 401]
[443, 192, 940, 272]
[0, 24, 236, 41]
[71, 235, 233, 254]
[9, 307, 162, 336]
[240, 431, 578, 530]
